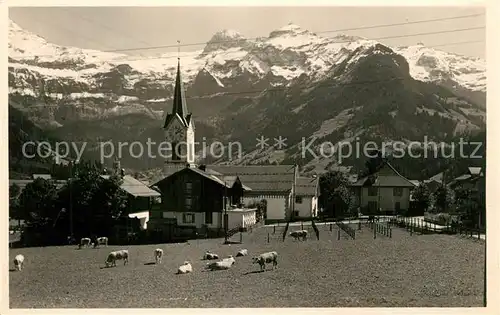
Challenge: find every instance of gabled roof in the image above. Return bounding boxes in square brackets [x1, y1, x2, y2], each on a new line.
[468, 167, 483, 176]
[351, 162, 416, 188]
[295, 176, 319, 196]
[206, 165, 296, 193]
[9, 179, 68, 193]
[33, 174, 52, 180]
[163, 59, 192, 128]
[153, 167, 252, 191]
[101, 175, 161, 197]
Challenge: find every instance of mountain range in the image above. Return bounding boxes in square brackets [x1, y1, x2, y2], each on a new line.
[8, 20, 486, 178]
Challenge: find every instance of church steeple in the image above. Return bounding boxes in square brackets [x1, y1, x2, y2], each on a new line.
[163, 54, 192, 129]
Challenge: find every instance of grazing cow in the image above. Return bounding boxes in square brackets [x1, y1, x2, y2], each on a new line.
[289, 230, 308, 241]
[94, 237, 108, 248]
[252, 251, 278, 271]
[177, 261, 192, 274]
[154, 248, 163, 264]
[203, 251, 219, 260]
[13, 254, 24, 271]
[236, 249, 248, 257]
[105, 250, 129, 267]
[78, 237, 92, 249]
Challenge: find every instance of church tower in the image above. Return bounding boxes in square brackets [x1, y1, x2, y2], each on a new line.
[163, 58, 196, 174]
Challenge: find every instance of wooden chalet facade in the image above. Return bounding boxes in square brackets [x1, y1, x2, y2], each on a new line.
[149, 166, 249, 238]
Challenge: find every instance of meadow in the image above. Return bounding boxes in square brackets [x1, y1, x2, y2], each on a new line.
[9, 223, 485, 308]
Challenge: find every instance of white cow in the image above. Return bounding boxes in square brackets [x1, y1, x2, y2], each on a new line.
[252, 251, 278, 271]
[203, 251, 219, 260]
[13, 254, 24, 271]
[94, 237, 108, 248]
[154, 248, 163, 264]
[289, 230, 308, 241]
[236, 249, 248, 257]
[105, 250, 129, 267]
[177, 261, 192, 274]
[79, 237, 91, 249]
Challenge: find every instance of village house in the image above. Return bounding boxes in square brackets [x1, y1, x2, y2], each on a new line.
[350, 161, 416, 215]
[100, 160, 161, 232]
[293, 176, 320, 219]
[149, 165, 255, 237]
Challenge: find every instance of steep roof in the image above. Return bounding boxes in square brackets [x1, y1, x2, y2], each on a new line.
[295, 176, 319, 196]
[163, 59, 192, 128]
[153, 167, 252, 191]
[206, 165, 296, 193]
[351, 162, 416, 188]
[101, 175, 161, 197]
[9, 179, 67, 193]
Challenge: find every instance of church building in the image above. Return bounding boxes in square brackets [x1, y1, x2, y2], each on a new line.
[148, 58, 319, 236]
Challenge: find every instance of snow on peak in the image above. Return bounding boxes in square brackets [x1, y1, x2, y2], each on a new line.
[279, 23, 302, 32]
[269, 23, 309, 38]
[208, 29, 246, 43]
[202, 29, 248, 55]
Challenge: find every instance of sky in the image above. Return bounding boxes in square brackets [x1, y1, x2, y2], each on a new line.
[9, 6, 486, 58]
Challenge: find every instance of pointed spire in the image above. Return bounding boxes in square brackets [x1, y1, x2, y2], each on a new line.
[165, 57, 189, 127]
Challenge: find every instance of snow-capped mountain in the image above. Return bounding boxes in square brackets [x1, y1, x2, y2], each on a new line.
[8, 20, 486, 175]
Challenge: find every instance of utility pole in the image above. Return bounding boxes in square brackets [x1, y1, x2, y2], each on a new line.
[69, 162, 74, 241]
[224, 180, 228, 243]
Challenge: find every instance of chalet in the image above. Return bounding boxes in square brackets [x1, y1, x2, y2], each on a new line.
[149, 165, 253, 238]
[350, 161, 416, 215]
[293, 176, 320, 219]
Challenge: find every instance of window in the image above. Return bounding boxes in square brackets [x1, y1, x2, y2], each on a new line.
[185, 181, 192, 194]
[368, 187, 378, 196]
[294, 211, 300, 217]
[185, 197, 192, 210]
[182, 213, 195, 224]
[205, 212, 213, 224]
[295, 196, 303, 204]
[393, 187, 403, 197]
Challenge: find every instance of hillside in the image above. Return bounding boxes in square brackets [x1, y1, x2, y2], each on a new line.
[8, 20, 486, 178]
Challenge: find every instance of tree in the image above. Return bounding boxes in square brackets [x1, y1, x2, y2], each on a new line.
[57, 160, 128, 238]
[319, 171, 355, 219]
[412, 181, 431, 213]
[9, 183, 21, 219]
[453, 184, 480, 228]
[18, 178, 59, 226]
[432, 184, 455, 213]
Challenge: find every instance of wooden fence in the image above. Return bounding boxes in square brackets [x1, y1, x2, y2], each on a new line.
[336, 221, 356, 239]
[368, 221, 392, 238]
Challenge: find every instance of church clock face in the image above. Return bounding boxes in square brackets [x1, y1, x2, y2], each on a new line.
[173, 125, 184, 139]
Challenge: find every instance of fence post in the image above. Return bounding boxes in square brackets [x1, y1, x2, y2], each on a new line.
[374, 224, 376, 239]
[273, 225, 276, 234]
[330, 224, 332, 232]
[337, 229, 340, 240]
[267, 233, 270, 243]
[389, 228, 392, 238]
[358, 221, 361, 230]
[301, 221, 303, 230]
[240, 232, 243, 243]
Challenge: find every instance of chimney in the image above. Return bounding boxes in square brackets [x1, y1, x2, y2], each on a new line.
[199, 164, 206, 172]
[112, 158, 121, 175]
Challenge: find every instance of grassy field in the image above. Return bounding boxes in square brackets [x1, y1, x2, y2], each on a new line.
[9, 223, 485, 308]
